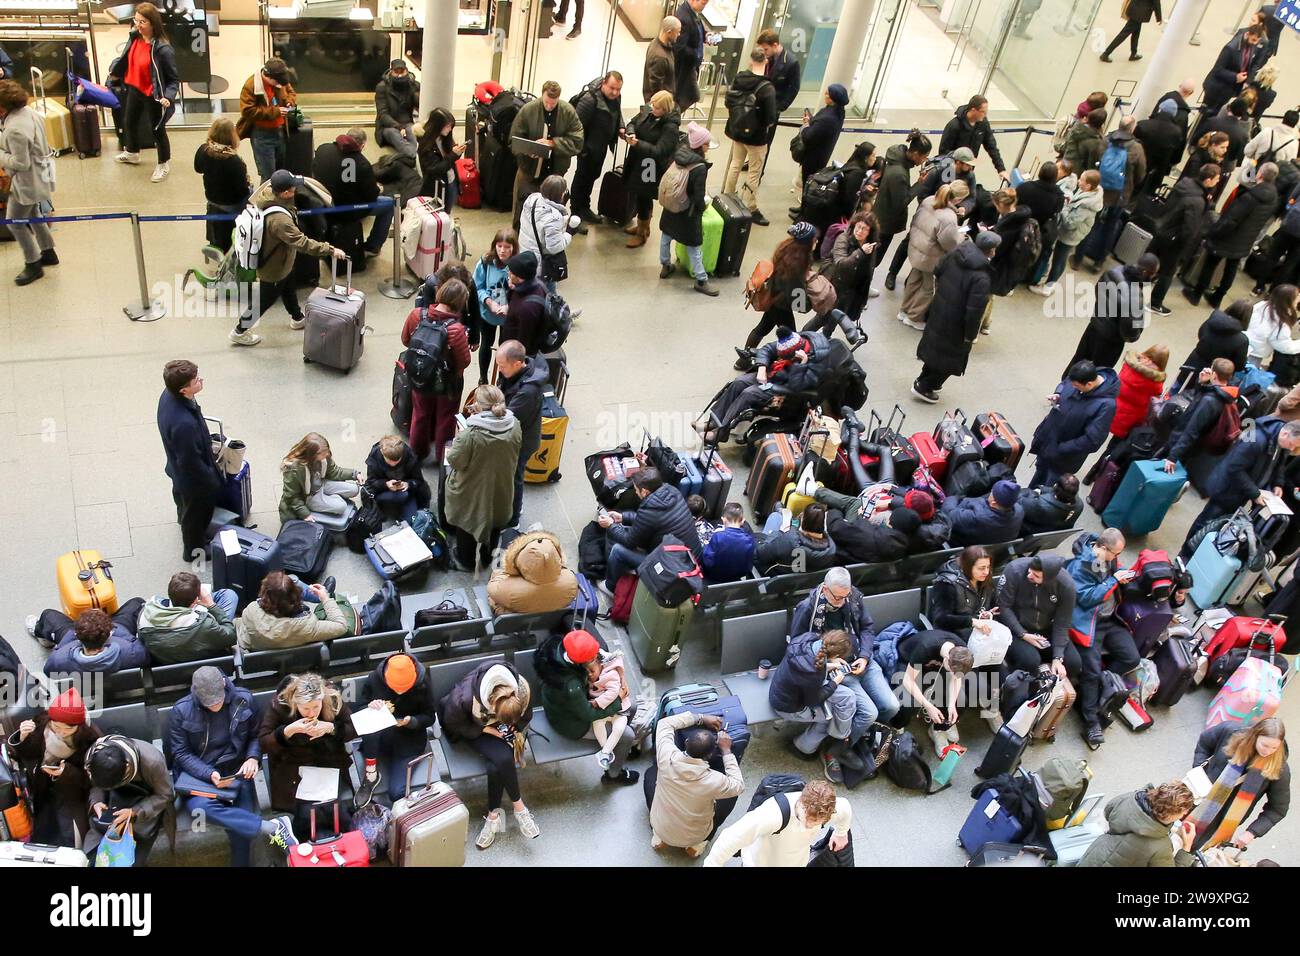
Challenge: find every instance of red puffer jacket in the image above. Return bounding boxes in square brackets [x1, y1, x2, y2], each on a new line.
[1110, 353, 1166, 438]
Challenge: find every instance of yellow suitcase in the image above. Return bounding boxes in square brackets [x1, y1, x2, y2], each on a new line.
[524, 392, 568, 483]
[56, 549, 118, 618]
[29, 68, 72, 155]
[780, 480, 818, 517]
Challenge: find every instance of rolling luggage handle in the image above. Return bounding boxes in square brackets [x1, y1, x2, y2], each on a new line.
[400, 751, 444, 804]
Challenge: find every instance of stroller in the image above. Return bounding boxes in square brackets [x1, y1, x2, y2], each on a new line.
[700, 328, 869, 465]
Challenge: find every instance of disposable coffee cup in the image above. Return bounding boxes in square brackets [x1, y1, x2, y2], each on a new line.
[757, 659, 772, 680]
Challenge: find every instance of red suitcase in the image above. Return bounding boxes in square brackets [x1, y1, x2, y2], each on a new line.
[910, 430, 948, 482]
[286, 803, 369, 868]
[455, 157, 481, 209]
[973, 411, 1024, 470]
[1203, 616, 1288, 663]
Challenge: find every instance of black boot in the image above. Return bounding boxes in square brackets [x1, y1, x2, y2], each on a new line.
[39, 249, 59, 266]
[14, 262, 43, 286]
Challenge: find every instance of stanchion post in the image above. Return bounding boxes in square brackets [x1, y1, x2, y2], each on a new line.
[1014, 125, 1036, 172]
[123, 211, 166, 322]
[379, 196, 417, 300]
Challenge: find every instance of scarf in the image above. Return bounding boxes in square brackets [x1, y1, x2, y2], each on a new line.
[205, 142, 237, 157]
[1189, 761, 1265, 849]
[44, 727, 75, 762]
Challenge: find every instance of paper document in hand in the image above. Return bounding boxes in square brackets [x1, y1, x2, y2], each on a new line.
[296, 766, 341, 802]
[351, 706, 398, 736]
[1258, 490, 1293, 518]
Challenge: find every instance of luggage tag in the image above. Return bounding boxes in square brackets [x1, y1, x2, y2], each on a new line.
[983, 797, 1002, 819]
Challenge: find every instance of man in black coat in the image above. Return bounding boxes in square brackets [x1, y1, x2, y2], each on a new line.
[1201, 23, 1268, 113]
[1150, 165, 1220, 314]
[1020, 474, 1083, 534]
[1180, 417, 1300, 558]
[495, 339, 551, 528]
[1182, 164, 1280, 308]
[1066, 255, 1159, 373]
[1100, 0, 1161, 61]
[998, 554, 1080, 681]
[912, 233, 998, 402]
[1016, 161, 1065, 230]
[672, 0, 709, 114]
[1154, 81, 1196, 148]
[597, 467, 701, 593]
[938, 95, 1008, 182]
[758, 29, 800, 113]
[1133, 100, 1186, 194]
[157, 360, 225, 562]
[569, 72, 628, 225]
[373, 59, 419, 156]
[311, 128, 382, 270]
[1164, 359, 1238, 471]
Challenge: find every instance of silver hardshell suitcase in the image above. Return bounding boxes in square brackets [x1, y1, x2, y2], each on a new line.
[388, 753, 469, 867]
[303, 258, 367, 371]
[0, 841, 89, 867]
[1112, 221, 1152, 264]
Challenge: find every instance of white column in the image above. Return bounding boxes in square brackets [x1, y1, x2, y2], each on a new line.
[1129, 0, 1212, 120]
[822, 0, 877, 92]
[420, 0, 459, 117]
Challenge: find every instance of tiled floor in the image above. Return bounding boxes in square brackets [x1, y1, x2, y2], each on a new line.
[4, 51, 1298, 866]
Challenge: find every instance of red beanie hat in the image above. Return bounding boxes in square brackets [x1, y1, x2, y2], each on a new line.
[904, 489, 936, 521]
[49, 687, 86, 726]
[562, 629, 600, 664]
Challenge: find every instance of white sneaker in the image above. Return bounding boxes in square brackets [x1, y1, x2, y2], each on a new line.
[980, 326, 991, 335]
[596, 750, 614, 770]
[475, 812, 505, 849]
[228, 329, 262, 347]
[795, 460, 819, 496]
[514, 808, 540, 839]
[868, 288, 881, 298]
[288, 316, 305, 330]
[150, 162, 170, 183]
[896, 311, 909, 323]
[901, 317, 927, 331]
[24, 614, 37, 637]
[114, 151, 141, 164]
[1029, 283, 1054, 296]
[929, 728, 949, 758]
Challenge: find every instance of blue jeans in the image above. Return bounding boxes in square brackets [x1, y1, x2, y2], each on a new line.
[212, 588, 238, 620]
[184, 779, 261, 867]
[366, 198, 395, 253]
[376, 489, 419, 523]
[250, 129, 287, 183]
[842, 660, 901, 734]
[605, 542, 646, 592]
[1044, 240, 1077, 285]
[1077, 205, 1124, 264]
[660, 233, 706, 281]
[380, 124, 417, 157]
[288, 575, 322, 603]
[776, 684, 859, 754]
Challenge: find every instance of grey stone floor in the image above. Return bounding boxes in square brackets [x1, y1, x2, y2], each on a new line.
[2, 123, 1296, 867]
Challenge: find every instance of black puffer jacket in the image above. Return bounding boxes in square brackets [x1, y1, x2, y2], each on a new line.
[1207, 181, 1278, 260]
[658, 142, 711, 247]
[363, 441, 431, 507]
[917, 242, 993, 376]
[939, 105, 1006, 172]
[756, 331, 834, 395]
[1183, 308, 1249, 373]
[608, 484, 702, 555]
[1020, 488, 1083, 534]
[825, 511, 909, 564]
[572, 79, 625, 161]
[1166, 382, 1236, 463]
[626, 105, 681, 198]
[998, 554, 1076, 658]
[989, 206, 1035, 296]
[873, 143, 916, 236]
[499, 356, 551, 458]
[1153, 175, 1211, 263]
[928, 557, 1000, 638]
[362, 656, 438, 733]
[1134, 111, 1185, 180]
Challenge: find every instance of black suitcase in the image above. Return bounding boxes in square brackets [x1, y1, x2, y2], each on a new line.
[391, 358, 412, 433]
[598, 149, 633, 224]
[1129, 187, 1168, 234]
[868, 405, 919, 485]
[276, 519, 333, 583]
[1150, 636, 1197, 707]
[71, 103, 101, 158]
[935, 409, 983, 474]
[285, 120, 314, 176]
[211, 526, 283, 612]
[712, 193, 753, 277]
[976, 723, 1029, 778]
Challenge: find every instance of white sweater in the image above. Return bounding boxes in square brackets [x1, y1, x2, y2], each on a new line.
[702, 795, 852, 868]
[1246, 300, 1300, 365]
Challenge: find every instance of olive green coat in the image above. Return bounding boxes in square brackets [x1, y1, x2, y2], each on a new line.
[444, 412, 523, 545]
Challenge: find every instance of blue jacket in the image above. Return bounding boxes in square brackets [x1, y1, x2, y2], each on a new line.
[157, 389, 224, 495]
[168, 679, 261, 781]
[0, 45, 13, 80]
[766, 48, 801, 112]
[789, 585, 877, 660]
[701, 526, 755, 583]
[942, 494, 1024, 546]
[1030, 367, 1121, 474]
[1066, 533, 1120, 648]
[768, 631, 839, 714]
[472, 255, 511, 327]
[43, 625, 149, 677]
[1206, 416, 1288, 509]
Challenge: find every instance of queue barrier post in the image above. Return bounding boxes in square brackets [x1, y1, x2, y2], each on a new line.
[1013, 125, 1037, 172]
[124, 211, 166, 323]
[379, 194, 418, 300]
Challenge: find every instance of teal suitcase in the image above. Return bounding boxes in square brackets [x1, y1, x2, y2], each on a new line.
[676, 204, 723, 275]
[1101, 459, 1186, 536]
[627, 581, 694, 672]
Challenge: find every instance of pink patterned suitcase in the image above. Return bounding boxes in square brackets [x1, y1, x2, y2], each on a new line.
[402, 195, 453, 280]
[1206, 644, 1285, 729]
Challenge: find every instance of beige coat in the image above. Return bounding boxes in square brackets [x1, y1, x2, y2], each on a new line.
[649, 711, 744, 848]
[236, 596, 349, 651]
[906, 196, 964, 273]
[487, 530, 579, 614]
[250, 179, 333, 282]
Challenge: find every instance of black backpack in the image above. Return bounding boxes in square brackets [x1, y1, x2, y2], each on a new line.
[802, 166, 843, 217]
[404, 312, 452, 394]
[945, 458, 992, 498]
[724, 80, 771, 142]
[525, 291, 573, 353]
[746, 773, 807, 833]
[1008, 217, 1043, 284]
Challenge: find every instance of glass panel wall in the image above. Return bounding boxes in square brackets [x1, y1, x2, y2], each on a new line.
[990, 0, 1104, 120]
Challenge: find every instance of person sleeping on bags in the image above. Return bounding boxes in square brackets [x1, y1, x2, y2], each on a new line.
[695, 327, 832, 444]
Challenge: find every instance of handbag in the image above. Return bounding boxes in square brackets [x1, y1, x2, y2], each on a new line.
[413, 591, 470, 627]
[95, 819, 137, 867]
[530, 205, 569, 282]
[790, 128, 807, 164]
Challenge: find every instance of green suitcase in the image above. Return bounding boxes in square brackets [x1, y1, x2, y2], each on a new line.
[676, 203, 723, 276]
[627, 581, 694, 672]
